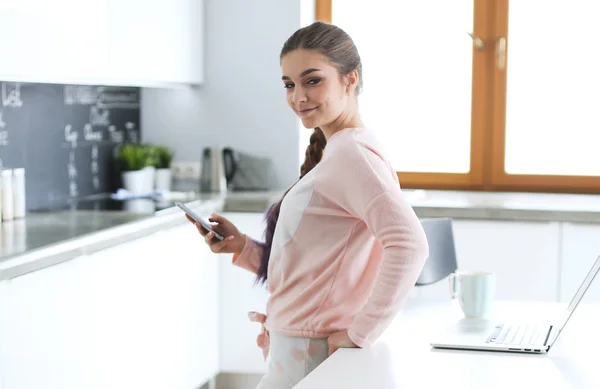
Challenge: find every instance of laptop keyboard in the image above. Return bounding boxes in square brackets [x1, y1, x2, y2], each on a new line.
[486, 324, 545, 346]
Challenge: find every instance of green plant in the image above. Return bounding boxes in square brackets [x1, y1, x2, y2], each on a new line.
[116, 143, 159, 171]
[154, 145, 174, 169]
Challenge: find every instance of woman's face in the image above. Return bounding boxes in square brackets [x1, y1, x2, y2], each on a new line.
[281, 49, 350, 129]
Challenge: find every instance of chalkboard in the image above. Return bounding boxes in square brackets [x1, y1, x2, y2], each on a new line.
[0, 82, 141, 211]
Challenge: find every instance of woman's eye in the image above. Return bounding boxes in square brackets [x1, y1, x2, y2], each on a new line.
[307, 78, 321, 85]
[284, 83, 294, 89]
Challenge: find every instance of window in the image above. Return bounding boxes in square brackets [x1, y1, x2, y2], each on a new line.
[316, 0, 600, 194]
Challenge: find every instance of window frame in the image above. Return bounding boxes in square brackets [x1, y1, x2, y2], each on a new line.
[317, 0, 600, 194]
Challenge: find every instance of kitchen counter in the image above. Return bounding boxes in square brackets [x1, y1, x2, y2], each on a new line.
[0, 190, 283, 262]
[294, 300, 600, 389]
[220, 188, 600, 223]
[0, 211, 148, 262]
[0, 190, 282, 280]
[408, 189, 600, 223]
[2, 188, 600, 281]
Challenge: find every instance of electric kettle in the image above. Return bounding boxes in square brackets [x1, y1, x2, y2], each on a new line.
[199, 147, 239, 193]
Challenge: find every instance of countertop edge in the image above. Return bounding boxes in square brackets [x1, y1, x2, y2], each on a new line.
[0, 199, 225, 281]
[413, 206, 600, 224]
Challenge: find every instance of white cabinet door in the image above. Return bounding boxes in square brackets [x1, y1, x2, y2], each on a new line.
[559, 222, 600, 303]
[415, 220, 561, 302]
[219, 212, 270, 373]
[159, 223, 220, 387]
[106, 0, 204, 85]
[0, 1, 109, 84]
[1, 257, 86, 389]
[79, 225, 218, 389]
[78, 232, 165, 389]
[0, 281, 7, 389]
[0, 1, 203, 86]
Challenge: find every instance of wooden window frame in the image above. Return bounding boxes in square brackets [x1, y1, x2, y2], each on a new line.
[317, 0, 600, 194]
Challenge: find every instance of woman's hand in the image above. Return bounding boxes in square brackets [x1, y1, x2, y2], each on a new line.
[327, 330, 358, 356]
[248, 311, 270, 361]
[186, 212, 246, 254]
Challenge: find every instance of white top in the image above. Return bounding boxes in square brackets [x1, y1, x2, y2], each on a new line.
[294, 300, 600, 389]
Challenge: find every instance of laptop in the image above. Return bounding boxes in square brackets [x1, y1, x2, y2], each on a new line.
[430, 253, 600, 354]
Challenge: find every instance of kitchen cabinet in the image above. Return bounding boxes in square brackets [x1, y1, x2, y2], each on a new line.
[0, 0, 204, 86]
[105, 0, 204, 86]
[79, 224, 218, 389]
[219, 212, 270, 374]
[1, 256, 86, 389]
[559, 222, 600, 303]
[0, 281, 7, 389]
[414, 220, 561, 302]
[0, 221, 218, 389]
[0, 2, 108, 85]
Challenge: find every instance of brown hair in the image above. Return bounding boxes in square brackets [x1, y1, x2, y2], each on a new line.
[255, 21, 363, 285]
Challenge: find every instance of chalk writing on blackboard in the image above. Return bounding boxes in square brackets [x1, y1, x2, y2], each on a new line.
[64, 85, 98, 105]
[68, 155, 78, 197]
[108, 125, 125, 143]
[64, 124, 78, 148]
[68, 148, 78, 197]
[2, 83, 23, 108]
[0, 81, 141, 210]
[69, 181, 79, 198]
[125, 121, 139, 143]
[91, 145, 99, 173]
[91, 144, 100, 190]
[68, 151, 77, 179]
[90, 106, 110, 127]
[83, 123, 103, 142]
[97, 87, 140, 109]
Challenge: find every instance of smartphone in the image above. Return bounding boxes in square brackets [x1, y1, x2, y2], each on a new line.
[175, 202, 225, 241]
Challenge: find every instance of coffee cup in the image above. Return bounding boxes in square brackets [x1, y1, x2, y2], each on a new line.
[449, 271, 495, 318]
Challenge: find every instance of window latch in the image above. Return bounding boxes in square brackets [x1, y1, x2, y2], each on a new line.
[467, 32, 485, 51]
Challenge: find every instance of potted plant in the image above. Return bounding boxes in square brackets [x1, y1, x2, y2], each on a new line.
[153, 145, 174, 191]
[116, 143, 159, 194]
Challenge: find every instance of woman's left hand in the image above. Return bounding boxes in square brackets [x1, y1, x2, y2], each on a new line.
[327, 330, 358, 355]
[248, 311, 270, 361]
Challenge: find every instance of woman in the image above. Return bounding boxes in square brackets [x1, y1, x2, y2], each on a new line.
[187, 21, 429, 388]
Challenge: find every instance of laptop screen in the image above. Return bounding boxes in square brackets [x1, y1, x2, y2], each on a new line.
[551, 253, 600, 345]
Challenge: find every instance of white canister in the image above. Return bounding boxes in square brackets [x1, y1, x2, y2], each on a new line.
[2, 169, 13, 221]
[154, 168, 172, 191]
[13, 168, 26, 219]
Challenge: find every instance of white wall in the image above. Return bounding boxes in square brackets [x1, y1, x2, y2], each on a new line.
[142, 0, 313, 189]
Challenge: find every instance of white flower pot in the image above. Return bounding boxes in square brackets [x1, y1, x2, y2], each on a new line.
[155, 168, 172, 191]
[122, 166, 155, 194]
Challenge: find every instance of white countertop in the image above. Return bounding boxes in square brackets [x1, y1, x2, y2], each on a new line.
[294, 299, 600, 389]
[404, 189, 600, 222]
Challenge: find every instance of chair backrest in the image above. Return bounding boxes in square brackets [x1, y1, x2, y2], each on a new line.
[415, 218, 458, 286]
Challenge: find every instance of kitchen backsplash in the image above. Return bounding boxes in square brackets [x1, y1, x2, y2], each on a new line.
[0, 81, 140, 211]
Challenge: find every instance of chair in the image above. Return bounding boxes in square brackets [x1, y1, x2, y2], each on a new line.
[415, 218, 458, 286]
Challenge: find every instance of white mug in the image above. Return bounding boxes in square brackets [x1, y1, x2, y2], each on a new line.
[449, 271, 496, 318]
